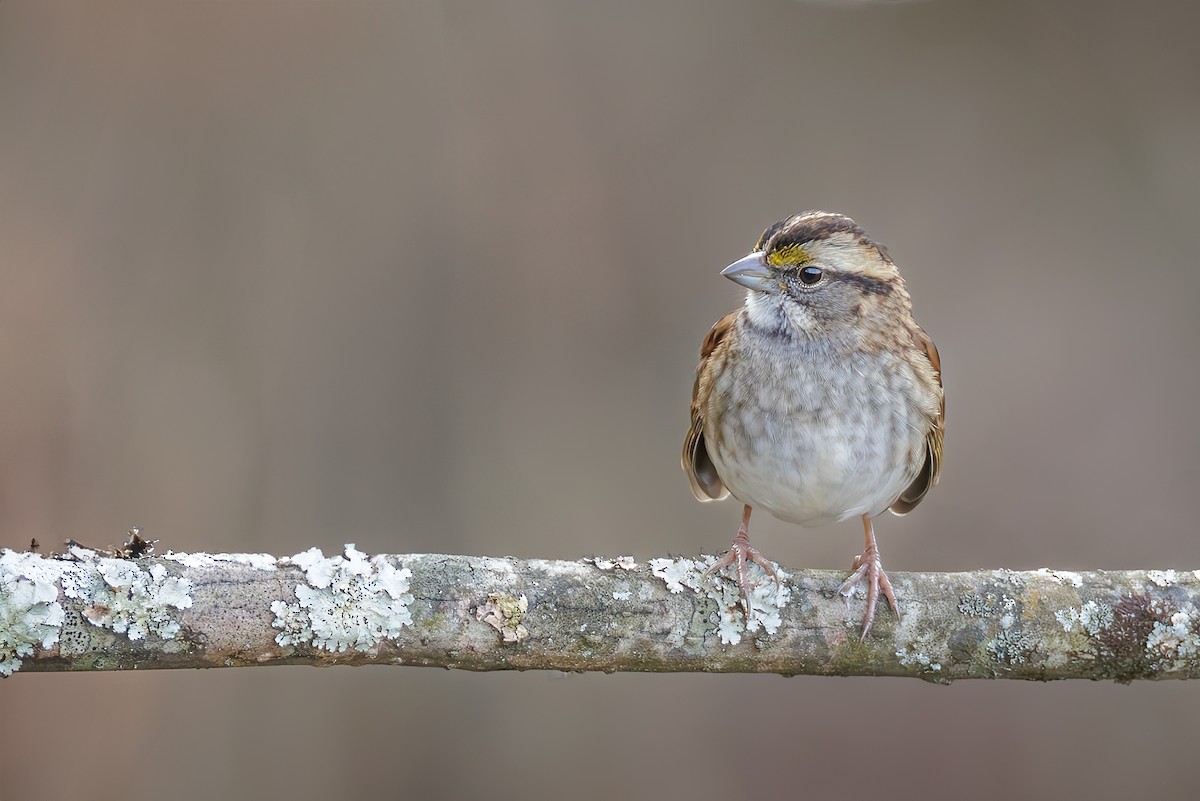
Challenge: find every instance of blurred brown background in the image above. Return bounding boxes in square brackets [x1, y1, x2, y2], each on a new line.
[2, 1, 1198, 799]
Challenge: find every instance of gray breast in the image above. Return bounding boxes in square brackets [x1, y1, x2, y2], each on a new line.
[706, 328, 929, 526]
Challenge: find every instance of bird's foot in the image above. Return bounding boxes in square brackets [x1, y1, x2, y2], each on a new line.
[701, 527, 781, 616]
[838, 544, 898, 639]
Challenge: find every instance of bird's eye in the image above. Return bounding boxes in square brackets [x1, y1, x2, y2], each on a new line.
[798, 266, 823, 285]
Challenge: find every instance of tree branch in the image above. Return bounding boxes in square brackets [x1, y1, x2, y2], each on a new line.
[2, 545, 1198, 681]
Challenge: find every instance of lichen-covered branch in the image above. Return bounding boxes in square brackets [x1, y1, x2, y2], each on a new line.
[2, 545, 1199, 681]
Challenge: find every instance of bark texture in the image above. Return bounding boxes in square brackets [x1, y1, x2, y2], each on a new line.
[2, 546, 1198, 682]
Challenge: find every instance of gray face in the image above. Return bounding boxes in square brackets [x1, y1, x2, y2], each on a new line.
[726, 227, 900, 338]
[778, 261, 892, 327]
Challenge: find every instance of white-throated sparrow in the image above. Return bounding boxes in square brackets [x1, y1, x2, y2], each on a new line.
[682, 211, 944, 637]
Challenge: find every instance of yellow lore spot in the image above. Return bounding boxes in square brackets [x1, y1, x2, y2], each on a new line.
[766, 243, 811, 267]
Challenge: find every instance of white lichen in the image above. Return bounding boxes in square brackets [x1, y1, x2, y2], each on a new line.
[164, 551, 278, 570]
[896, 645, 942, 672]
[1145, 609, 1200, 668]
[990, 570, 1026, 589]
[958, 594, 994, 617]
[80, 558, 194, 640]
[988, 625, 1037, 665]
[1, 548, 194, 675]
[591, 556, 637, 571]
[1079, 601, 1114, 634]
[1056, 600, 1114, 636]
[1146, 570, 1178, 587]
[0, 551, 66, 676]
[649, 557, 700, 594]
[1035, 568, 1084, 587]
[981, 595, 1033, 664]
[959, 592, 1016, 619]
[272, 544, 413, 652]
[649, 556, 790, 645]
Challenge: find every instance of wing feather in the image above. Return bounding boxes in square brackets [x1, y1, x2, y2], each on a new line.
[681, 312, 739, 501]
[891, 324, 944, 514]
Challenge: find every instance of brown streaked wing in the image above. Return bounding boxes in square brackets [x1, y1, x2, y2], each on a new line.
[891, 324, 944, 514]
[681, 311, 738, 501]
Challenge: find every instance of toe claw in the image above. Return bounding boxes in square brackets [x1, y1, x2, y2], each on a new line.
[704, 506, 780, 618]
[841, 516, 899, 638]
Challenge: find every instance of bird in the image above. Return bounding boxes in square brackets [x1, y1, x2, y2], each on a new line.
[682, 210, 943, 638]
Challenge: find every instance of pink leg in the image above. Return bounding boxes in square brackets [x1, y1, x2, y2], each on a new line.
[701, 505, 780, 615]
[837, 514, 899, 639]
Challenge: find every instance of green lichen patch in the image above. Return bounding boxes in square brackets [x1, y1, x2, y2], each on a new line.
[476, 592, 529, 644]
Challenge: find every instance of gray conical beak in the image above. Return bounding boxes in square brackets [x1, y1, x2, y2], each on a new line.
[721, 252, 775, 293]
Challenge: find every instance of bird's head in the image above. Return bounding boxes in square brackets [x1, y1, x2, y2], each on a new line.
[725, 211, 908, 338]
